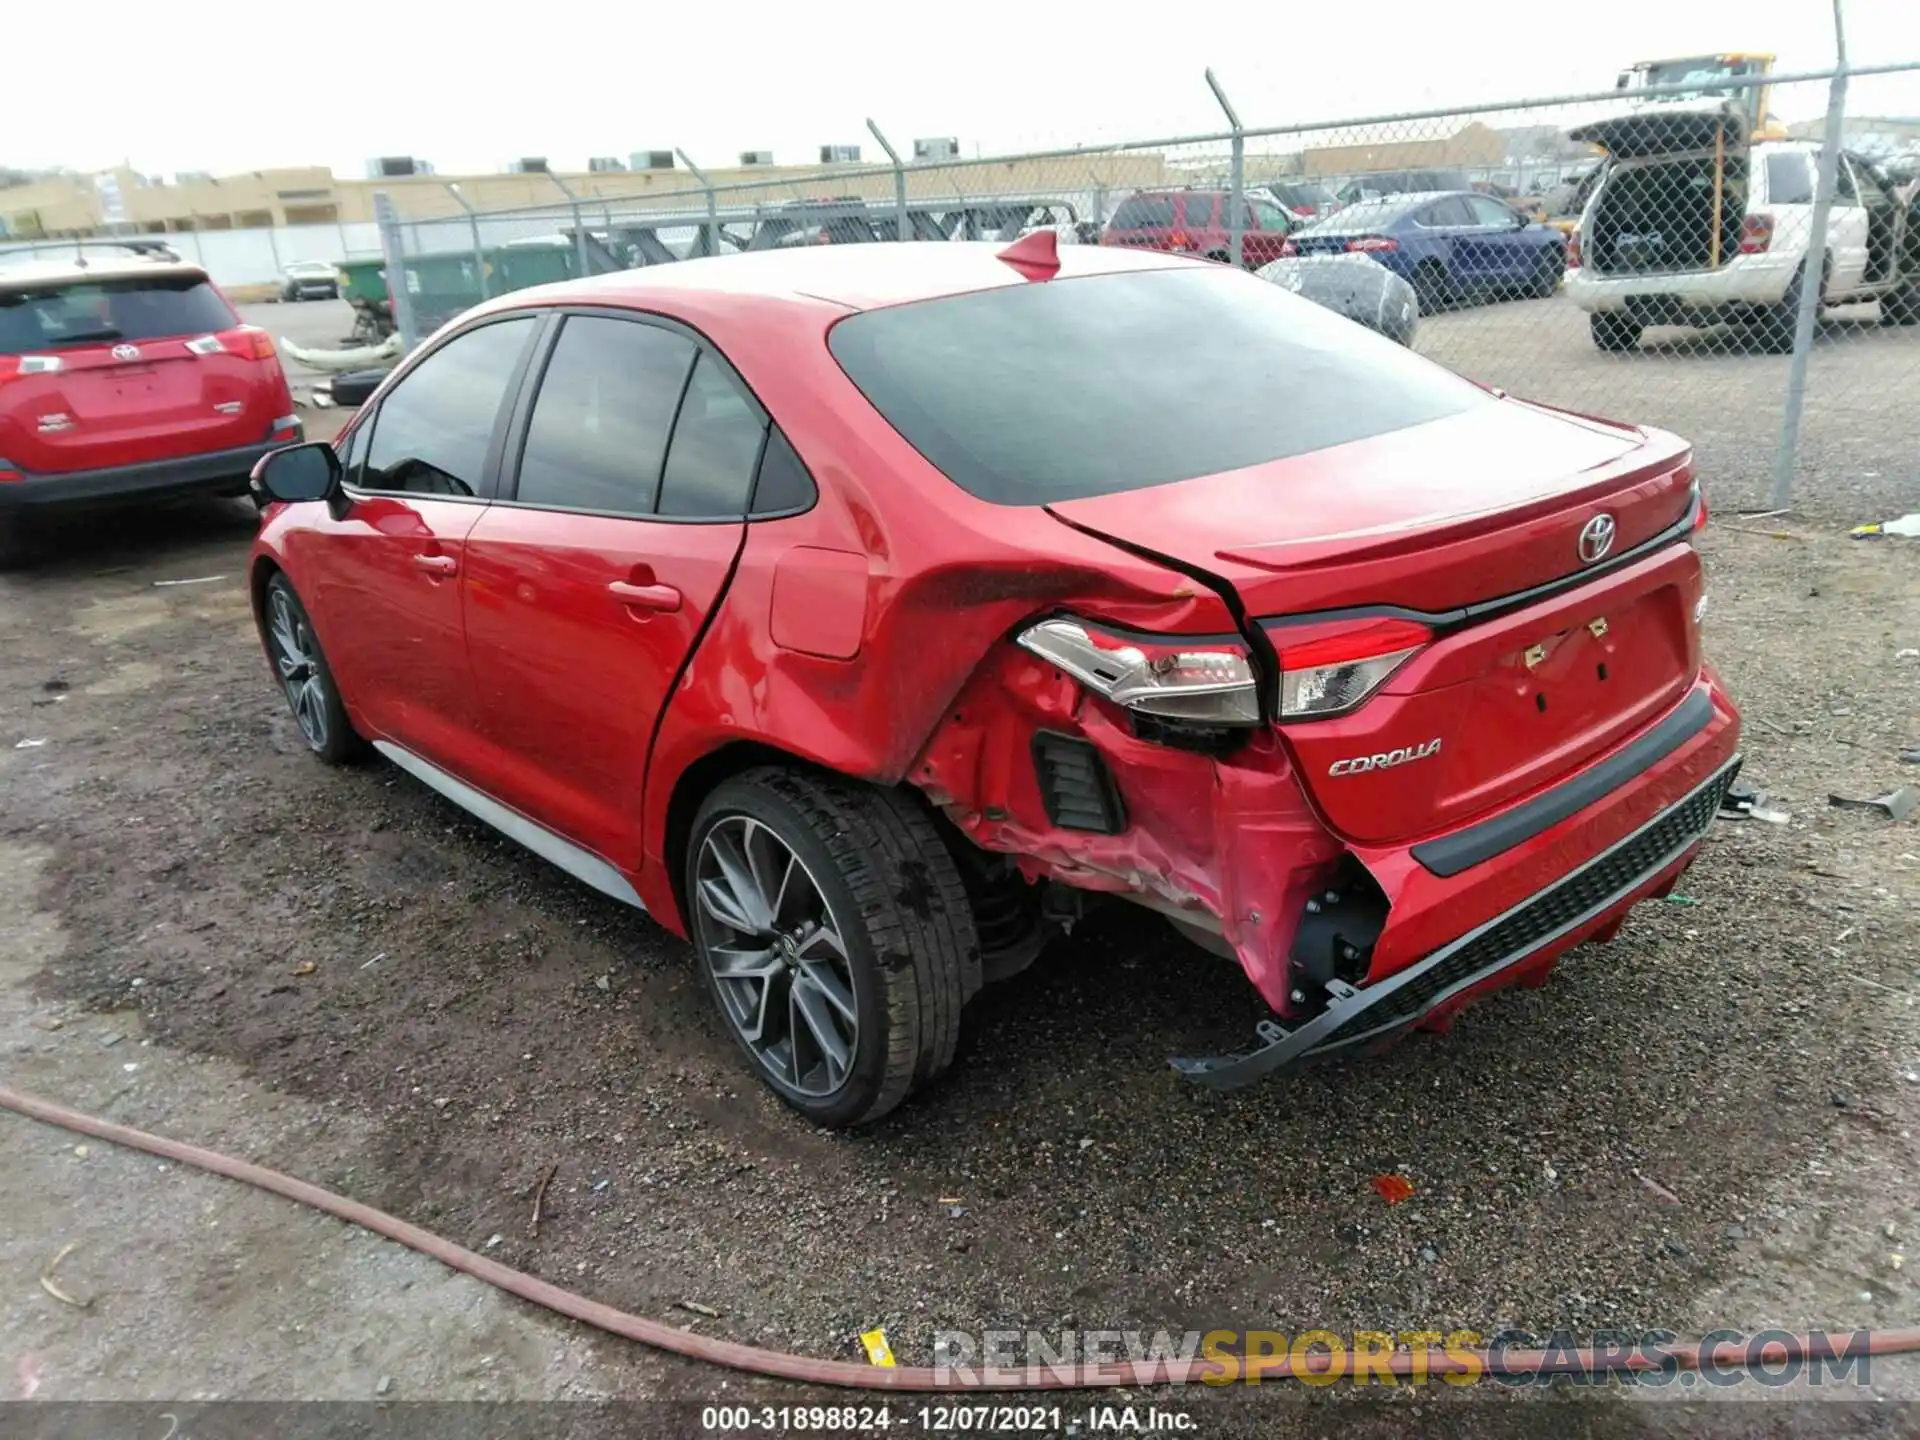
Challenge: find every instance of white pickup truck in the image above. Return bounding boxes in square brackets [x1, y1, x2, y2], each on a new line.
[1565, 100, 1919, 350]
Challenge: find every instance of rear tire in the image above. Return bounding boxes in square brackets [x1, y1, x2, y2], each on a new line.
[1413, 260, 1450, 312]
[261, 573, 366, 765]
[0, 515, 30, 571]
[1590, 312, 1642, 351]
[1757, 262, 1821, 354]
[1530, 248, 1564, 299]
[686, 769, 979, 1128]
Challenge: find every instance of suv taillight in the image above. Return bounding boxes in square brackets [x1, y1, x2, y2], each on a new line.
[1566, 233, 1582, 269]
[188, 327, 278, 360]
[1738, 215, 1773, 254]
[1281, 239, 1299, 257]
[1271, 617, 1432, 719]
[1345, 236, 1398, 254]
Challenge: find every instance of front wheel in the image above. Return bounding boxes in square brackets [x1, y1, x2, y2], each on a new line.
[262, 573, 366, 764]
[687, 769, 978, 1128]
[1590, 312, 1642, 351]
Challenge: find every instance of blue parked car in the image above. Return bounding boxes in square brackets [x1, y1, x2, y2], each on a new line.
[1287, 191, 1567, 310]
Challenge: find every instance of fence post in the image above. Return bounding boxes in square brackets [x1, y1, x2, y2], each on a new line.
[373, 191, 421, 353]
[675, 150, 719, 258]
[546, 170, 592, 275]
[867, 120, 910, 241]
[440, 182, 490, 299]
[1206, 68, 1245, 267]
[1771, 0, 1851, 509]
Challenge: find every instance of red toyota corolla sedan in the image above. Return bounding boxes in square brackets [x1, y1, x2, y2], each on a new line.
[247, 233, 1740, 1126]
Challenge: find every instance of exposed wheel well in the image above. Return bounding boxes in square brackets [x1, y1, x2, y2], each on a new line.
[662, 741, 841, 930]
[248, 556, 283, 629]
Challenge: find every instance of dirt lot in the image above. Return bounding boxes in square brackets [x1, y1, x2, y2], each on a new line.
[2, 292, 1918, 1436]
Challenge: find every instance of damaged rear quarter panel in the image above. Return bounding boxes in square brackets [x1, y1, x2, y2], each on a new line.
[913, 646, 1346, 1011]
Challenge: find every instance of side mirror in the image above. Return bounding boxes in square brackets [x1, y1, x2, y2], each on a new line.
[250, 441, 341, 509]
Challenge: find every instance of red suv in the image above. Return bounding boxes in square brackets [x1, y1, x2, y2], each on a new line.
[248, 237, 1739, 1127]
[0, 256, 301, 563]
[1101, 189, 1295, 267]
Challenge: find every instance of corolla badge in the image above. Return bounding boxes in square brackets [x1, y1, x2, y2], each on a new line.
[1578, 513, 1617, 564]
[1328, 738, 1442, 776]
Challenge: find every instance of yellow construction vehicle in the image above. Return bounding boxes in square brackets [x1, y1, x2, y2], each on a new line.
[1615, 53, 1788, 142]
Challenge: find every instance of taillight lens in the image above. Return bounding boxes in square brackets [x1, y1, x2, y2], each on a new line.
[1168, 230, 1191, 250]
[1692, 487, 1709, 534]
[1738, 215, 1773, 254]
[0, 457, 21, 483]
[1281, 239, 1299, 257]
[0, 354, 63, 381]
[1566, 233, 1582, 269]
[189, 327, 278, 360]
[1272, 617, 1432, 719]
[1346, 236, 1398, 254]
[1017, 618, 1261, 726]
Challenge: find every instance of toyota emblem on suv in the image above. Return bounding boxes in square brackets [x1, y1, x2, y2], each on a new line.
[1578, 513, 1616, 564]
[111, 344, 141, 362]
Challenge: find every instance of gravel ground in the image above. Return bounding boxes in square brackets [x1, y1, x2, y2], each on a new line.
[1, 295, 1917, 1436]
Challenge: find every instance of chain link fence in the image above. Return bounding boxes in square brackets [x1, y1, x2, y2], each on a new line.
[358, 58, 1920, 516]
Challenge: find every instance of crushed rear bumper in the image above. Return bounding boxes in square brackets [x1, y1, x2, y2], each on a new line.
[1171, 755, 1741, 1089]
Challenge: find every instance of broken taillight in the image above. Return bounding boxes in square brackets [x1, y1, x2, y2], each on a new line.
[1016, 618, 1261, 726]
[1271, 616, 1432, 719]
[1738, 215, 1773, 254]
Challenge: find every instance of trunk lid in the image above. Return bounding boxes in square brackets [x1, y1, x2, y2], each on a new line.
[1046, 401, 1703, 844]
[0, 265, 275, 474]
[1569, 99, 1750, 159]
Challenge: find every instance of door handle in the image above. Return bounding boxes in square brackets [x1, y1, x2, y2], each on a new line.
[411, 553, 458, 577]
[609, 579, 682, 613]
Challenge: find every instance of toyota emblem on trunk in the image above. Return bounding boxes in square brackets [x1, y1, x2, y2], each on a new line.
[1578, 513, 1616, 564]
[111, 344, 141, 361]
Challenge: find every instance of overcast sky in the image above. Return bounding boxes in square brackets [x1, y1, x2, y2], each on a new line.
[10, 0, 1919, 177]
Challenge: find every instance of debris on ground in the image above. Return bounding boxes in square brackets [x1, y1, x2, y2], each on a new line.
[1901, 747, 1920, 766]
[1636, 1171, 1682, 1204]
[38, 1243, 90, 1309]
[1850, 513, 1920, 539]
[292, 961, 316, 977]
[529, 1162, 558, 1238]
[1829, 788, 1918, 822]
[859, 1327, 896, 1367]
[1665, 894, 1700, 907]
[151, 576, 226, 589]
[1370, 1174, 1415, 1204]
[375, 1375, 393, 1396]
[14, 739, 48, 750]
[675, 1300, 721, 1319]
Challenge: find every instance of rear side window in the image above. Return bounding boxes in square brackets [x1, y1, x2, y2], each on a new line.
[1110, 195, 1175, 229]
[657, 353, 769, 518]
[1766, 152, 1813, 205]
[0, 273, 233, 354]
[514, 316, 697, 515]
[1180, 194, 1217, 227]
[830, 267, 1488, 505]
[362, 316, 535, 497]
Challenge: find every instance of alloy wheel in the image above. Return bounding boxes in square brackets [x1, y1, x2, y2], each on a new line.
[694, 815, 860, 1097]
[268, 586, 329, 750]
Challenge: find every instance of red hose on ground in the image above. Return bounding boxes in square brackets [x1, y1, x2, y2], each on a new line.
[4, 1082, 1916, 1391]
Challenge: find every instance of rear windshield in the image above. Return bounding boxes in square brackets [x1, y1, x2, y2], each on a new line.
[828, 267, 1489, 505]
[0, 274, 233, 354]
[1271, 182, 1336, 208]
[1110, 195, 1176, 229]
